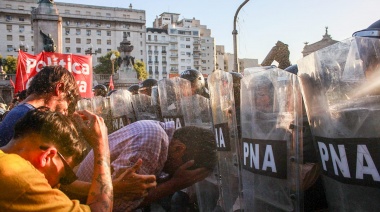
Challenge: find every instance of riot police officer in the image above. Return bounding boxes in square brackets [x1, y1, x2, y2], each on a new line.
[180, 69, 209, 98]
[128, 84, 140, 95]
[138, 79, 158, 96]
[93, 84, 108, 97]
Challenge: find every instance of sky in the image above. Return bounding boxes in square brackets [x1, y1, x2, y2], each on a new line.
[56, 0, 380, 65]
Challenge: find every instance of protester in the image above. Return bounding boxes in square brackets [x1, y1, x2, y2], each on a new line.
[0, 107, 113, 211]
[75, 120, 217, 211]
[0, 65, 80, 146]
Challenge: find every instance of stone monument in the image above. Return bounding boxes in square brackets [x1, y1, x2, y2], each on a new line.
[116, 32, 138, 84]
[31, 0, 62, 53]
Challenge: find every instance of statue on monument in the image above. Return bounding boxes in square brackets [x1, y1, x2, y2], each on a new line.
[40, 30, 56, 52]
[117, 55, 135, 68]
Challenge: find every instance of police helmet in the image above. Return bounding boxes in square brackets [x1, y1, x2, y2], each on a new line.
[353, 19, 380, 38]
[180, 69, 206, 94]
[229, 72, 243, 85]
[107, 89, 117, 96]
[139, 79, 158, 96]
[284, 64, 299, 75]
[128, 84, 140, 95]
[93, 84, 108, 97]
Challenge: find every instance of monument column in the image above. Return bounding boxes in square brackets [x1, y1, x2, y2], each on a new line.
[117, 32, 139, 85]
[31, 0, 62, 53]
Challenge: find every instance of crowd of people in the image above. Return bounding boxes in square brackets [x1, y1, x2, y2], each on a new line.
[0, 19, 379, 212]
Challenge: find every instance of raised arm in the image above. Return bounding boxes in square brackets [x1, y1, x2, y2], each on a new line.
[73, 110, 113, 212]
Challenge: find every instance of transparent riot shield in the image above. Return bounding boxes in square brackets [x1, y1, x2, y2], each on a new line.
[131, 93, 158, 121]
[109, 90, 135, 133]
[297, 36, 380, 211]
[158, 77, 192, 129]
[181, 94, 213, 130]
[91, 96, 112, 132]
[206, 70, 242, 211]
[76, 98, 93, 112]
[180, 94, 218, 211]
[240, 66, 303, 211]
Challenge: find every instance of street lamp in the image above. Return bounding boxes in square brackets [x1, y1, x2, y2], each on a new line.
[233, 0, 250, 73]
[110, 53, 117, 75]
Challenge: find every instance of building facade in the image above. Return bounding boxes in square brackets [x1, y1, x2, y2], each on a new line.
[0, 0, 146, 67]
[150, 12, 215, 79]
[216, 45, 259, 73]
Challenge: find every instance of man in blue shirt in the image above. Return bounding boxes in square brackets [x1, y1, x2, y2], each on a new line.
[0, 65, 80, 146]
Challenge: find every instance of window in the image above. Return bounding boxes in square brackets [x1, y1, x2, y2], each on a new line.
[7, 45, 13, 52]
[107, 49, 111, 52]
[107, 31, 111, 36]
[154, 35, 157, 41]
[140, 50, 143, 55]
[65, 28, 70, 35]
[140, 41, 142, 46]
[6, 15, 12, 21]
[19, 17, 25, 22]
[19, 35, 25, 41]
[140, 33, 142, 38]
[86, 30, 91, 36]
[18, 5, 24, 10]
[86, 22, 90, 27]
[97, 30, 101, 36]
[86, 39, 91, 44]
[123, 24, 129, 29]
[76, 38, 81, 44]
[6, 4, 11, 8]
[65, 38, 70, 43]
[123, 14, 127, 18]
[76, 48, 81, 53]
[76, 22, 80, 26]
[148, 35, 151, 41]
[65, 47, 70, 53]
[6, 25, 12, 31]
[107, 40, 111, 45]
[97, 39, 101, 45]
[86, 11, 91, 15]
[76, 29, 81, 35]
[186, 37, 191, 41]
[106, 13, 111, 17]
[186, 45, 191, 49]
[106, 24, 111, 28]
[180, 44, 185, 48]
[97, 48, 102, 54]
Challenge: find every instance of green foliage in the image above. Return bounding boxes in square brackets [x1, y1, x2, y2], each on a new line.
[93, 50, 120, 74]
[0, 55, 17, 74]
[134, 60, 148, 81]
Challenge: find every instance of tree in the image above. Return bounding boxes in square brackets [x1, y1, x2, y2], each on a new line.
[93, 50, 120, 74]
[0, 55, 17, 74]
[134, 60, 148, 81]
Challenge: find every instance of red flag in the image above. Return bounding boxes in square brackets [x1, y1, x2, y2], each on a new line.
[10, 78, 15, 89]
[109, 75, 114, 91]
